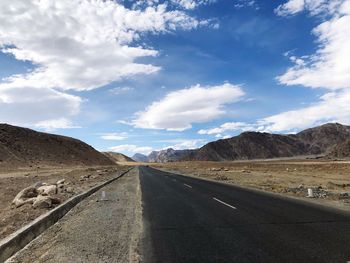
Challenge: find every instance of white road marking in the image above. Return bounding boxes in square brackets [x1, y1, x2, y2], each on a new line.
[213, 197, 237, 210]
[184, 183, 192, 188]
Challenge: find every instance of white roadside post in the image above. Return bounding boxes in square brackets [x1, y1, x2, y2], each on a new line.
[101, 191, 108, 201]
[307, 188, 314, 198]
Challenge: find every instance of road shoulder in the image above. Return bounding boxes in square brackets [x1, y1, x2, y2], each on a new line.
[6, 168, 142, 263]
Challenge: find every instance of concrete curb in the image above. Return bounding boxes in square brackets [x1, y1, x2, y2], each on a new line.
[0, 167, 133, 263]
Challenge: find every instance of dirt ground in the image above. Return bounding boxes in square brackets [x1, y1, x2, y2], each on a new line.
[152, 160, 350, 211]
[6, 169, 141, 263]
[0, 165, 129, 240]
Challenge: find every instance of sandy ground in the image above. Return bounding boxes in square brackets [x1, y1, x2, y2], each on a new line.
[6, 168, 142, 263]
[151, 160, 350, 211]
[0, 165, 130, 240]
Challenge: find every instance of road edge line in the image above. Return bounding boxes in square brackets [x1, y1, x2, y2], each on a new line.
[0, 167, 133, 263]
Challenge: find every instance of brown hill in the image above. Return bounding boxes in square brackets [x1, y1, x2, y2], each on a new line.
[296, 123, 350, 154]
[0, 124, 114, 167]
[187, 132, 308, 161]
[103, 152, 135, 163]
[182, 123, 350, 162]
[327, 139, 350, 158]
[126, 123, 350, 163]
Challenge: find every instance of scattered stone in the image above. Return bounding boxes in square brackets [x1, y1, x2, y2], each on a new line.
[33, 195, 52, 209]
[56, 179, 65, 185]
[37, 185, 57, 196]
[12, 186, 38, 207]
[65, 187, 75, 193]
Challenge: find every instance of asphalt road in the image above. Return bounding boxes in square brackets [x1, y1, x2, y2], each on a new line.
[139, 166, 350, 263]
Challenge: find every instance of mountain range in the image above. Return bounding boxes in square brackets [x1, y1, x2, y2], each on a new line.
[132, 123, 350, 162]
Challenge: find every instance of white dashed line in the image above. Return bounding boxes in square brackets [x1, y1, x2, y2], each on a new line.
[184, 183, 192, 188]
[213, 197, 237, 210]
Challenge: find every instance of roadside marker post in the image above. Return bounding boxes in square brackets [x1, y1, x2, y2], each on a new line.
[101, 191, 108, 201]
[307, 188, 314, 198]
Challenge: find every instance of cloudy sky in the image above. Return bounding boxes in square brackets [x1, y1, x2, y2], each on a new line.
[1, 0, 350, 156]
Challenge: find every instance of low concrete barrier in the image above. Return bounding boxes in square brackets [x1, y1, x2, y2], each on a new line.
[0, 167, 133, 263]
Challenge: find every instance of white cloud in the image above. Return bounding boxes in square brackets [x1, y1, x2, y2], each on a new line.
[264, 0, 350, 132]
[100, 132, 128, 141]
[0, 86, 81, 129]
[276, 1, 350, 90]
[275, 0, 306, 16]
[160, 139, 207, 149]
[109, 144, 153, 155]
[110, 87, 134, 95]
[275, 0, 344, 16]
[34, 118, 81, 132]
[134, 0, 217, 10]
[234, 0, 259, 9]
[260, 90, 350, 132]
[132, 83, 245, 131]
[0, 0, 209, 128]
[198, 121, 260, 135]
[0, 0, 203, 92]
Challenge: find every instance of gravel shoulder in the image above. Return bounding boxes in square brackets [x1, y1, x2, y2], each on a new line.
[6, 168, 142, 263]
[0, 165, 128, 239]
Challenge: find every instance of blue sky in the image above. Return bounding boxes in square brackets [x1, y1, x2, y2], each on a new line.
[1, 0, 350, 156]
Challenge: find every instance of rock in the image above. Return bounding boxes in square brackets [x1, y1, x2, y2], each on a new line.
[33, 195, 52, 209]
[12, 186, 38, 207]
[224, 168, 229, 171]
[66, 187, 75, 193]
[37, 185, 57, 196]
[56, 179, 65, 185]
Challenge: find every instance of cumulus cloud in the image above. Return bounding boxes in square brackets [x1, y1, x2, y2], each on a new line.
[198, 122, 262, 135]
[0, 86, 81, 129]
[131, 83, 245, 131]
[262, 0, 350, 132]
[0, 0, 208, 128]
[109, 144, 153, 155]
[134, 0, 217, 10]
[160, 139, 207, 149]
[0, 0, 203, 92]
[100, 132, 128, 141]
[276, 0, 350, 90]
[260, 91, 350, 132]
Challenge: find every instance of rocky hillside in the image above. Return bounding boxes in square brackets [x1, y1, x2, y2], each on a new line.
[327, 139, 350, 158]
[0, 124, 115, 167]
[132, 153, 149, 162]
[103, 152, 135, 163]
[134, 123, 350, 162]
[148, 148, 194, 163]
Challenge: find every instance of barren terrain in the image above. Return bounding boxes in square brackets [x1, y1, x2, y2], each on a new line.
[0, 165, 129, 239]
[152, 159, 350, 211]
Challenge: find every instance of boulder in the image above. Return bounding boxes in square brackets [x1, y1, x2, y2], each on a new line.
[37, 185, 57, 196]
[12, 186, 38, 207]
[56, 179, 65, 185]
[33, 195, 52, 209]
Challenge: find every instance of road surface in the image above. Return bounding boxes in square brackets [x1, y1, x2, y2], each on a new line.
[139, 166, 350, 263]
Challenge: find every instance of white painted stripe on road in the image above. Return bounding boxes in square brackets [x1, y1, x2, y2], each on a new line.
[184, 183, 192, 188]
[213, 197, 237, 210]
